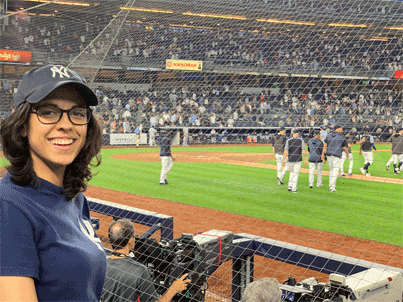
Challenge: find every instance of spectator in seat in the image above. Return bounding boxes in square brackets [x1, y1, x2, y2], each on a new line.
[102, 219, 190, 302]
[241, 278, 282, 302]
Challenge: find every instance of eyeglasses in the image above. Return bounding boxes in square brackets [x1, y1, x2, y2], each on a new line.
[31, 105, 92, 125]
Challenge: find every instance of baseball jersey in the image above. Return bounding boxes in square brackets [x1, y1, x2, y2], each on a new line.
[361, 134, 375, 152]
[160, 136, 172, 156]
[285, 137, 306, 162]
[308, 138, 324, 163]
[325, 132, 347, 158]
[271, 134, 288, 155]
[390, 134, 403, 155]
[149, 127, 157, 137]
[102, 257, 159, 302]
[0, 173, 107, 302]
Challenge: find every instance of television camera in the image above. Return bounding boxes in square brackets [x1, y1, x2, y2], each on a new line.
[280, 268, 403, 302]
[130, 224, 233, 301]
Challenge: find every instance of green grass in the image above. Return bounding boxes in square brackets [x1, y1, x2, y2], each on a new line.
[91, 146, 403, 246]
[2, 145, 402, 246]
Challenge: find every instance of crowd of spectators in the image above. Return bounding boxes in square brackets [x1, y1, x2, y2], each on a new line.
[88, 83, 403, 136]
[2, 14, 403, 72]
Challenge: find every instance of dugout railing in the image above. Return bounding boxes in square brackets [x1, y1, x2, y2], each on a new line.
[88, 197, 402, 302]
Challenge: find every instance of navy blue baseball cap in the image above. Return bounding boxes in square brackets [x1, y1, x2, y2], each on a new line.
[334, 124, 342, 130]
[279, 127, 286, 131]
[313, 130, 321, 135]
[14, 64, 98, 110]
[320, 125, 326, 130]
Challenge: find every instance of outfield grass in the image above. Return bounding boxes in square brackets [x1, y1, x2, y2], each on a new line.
[91, 146, 402, 246]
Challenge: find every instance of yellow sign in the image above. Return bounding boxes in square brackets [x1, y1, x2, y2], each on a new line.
[166, 60, 203, 71]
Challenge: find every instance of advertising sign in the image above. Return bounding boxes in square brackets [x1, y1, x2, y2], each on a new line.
[394, 70, 403, 79]
[166, 59, 203, 71]
[0, 49, 32, 63]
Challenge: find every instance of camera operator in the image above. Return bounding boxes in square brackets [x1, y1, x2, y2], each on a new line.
[241, 278, 282, 302]
[101, 219, 191, 302]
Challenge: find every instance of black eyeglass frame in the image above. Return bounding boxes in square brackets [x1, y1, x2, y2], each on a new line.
[31, 105, 92, 125]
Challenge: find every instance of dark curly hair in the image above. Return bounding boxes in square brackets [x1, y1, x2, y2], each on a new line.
[0, 101, 102, 200]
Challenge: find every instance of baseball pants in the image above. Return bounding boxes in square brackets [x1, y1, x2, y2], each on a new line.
[149, 136, 155, 147]
[328, 156, 341, 191]
[275, 154, 284, 178]
[309, 162, 323, 187]
[386, 154, 403, 166]
[279, 161, 301, 191]
[340, 152, 353, 175]
[160, 156, 174, 183]
[362, 151, 373, 165]
[136, 134, 140, 147]
[183, 136, 188, 147]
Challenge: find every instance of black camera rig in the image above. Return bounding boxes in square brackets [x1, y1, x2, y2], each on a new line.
[131, 225, 233, 302]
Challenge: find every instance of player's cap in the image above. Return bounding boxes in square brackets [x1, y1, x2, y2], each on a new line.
[313, 130, 321, 136]
[151, 125, 154, 128]
[320, 125, 326, 130]
[397, 127, 403, 132]
[293, 128, 301, 134]
[14, 64, 98, 110]
[279, 127, 286, 131]
[334, 124, 342, 130]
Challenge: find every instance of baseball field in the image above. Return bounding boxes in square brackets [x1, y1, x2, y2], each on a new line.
[89, 144, 402, 245]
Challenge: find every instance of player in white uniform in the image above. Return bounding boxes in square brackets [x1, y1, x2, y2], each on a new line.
[183, 125, 189, 147]
[148, 125, 157, 147]
[357, 128, 377, 177]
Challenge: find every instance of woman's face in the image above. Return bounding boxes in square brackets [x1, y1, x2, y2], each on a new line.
[27, 86, 88, 173]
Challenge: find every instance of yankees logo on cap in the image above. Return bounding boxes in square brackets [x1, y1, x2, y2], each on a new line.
[14, 64, 98, 110]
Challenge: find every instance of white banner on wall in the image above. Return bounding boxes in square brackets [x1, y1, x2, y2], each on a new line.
[110, 133, 147, 145]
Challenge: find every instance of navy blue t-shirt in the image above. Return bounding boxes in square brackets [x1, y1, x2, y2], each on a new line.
[0, 173, 107, 302]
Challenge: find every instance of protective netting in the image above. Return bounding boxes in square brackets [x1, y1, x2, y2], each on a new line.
[1, 0, 402, 301]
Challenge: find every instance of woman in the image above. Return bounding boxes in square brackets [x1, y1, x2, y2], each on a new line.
[0, 65, 106, 301]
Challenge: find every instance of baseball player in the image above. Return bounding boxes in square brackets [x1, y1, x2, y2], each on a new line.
[339, 132, 354, 177]
[183, 125, 189, 147]
[159, 129, 174, 185]
[357, 128, 377, 177]
[148, 125, 157, 147]
[321, 124, 348, 192]
[307, 130, 324, 188]
[134, 125, 141, 148]
[320, 125, 327, 142]
[278, 129, 308, 193]
[386, 128, 403, 174]
[270, 127, 288, 184]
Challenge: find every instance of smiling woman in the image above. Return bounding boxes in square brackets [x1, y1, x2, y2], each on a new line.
[0, 65, 106, 302]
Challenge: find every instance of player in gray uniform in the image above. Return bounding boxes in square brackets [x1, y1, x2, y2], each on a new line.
[386, 128, 403, 174]
[308, 130, 324, 188]
[322, 124, 348, 192]
[270, 127, 288, 184]
[278, 129, 308, 193]
[339, 132, 354, 177]
[357, 128, 377, 177]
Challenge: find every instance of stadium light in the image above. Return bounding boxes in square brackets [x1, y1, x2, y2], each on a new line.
[182, 12, 247, 20]
[120, 7, 173, 14]
[24, 0, 90, 6]
[385, 26, 403, 30]
[257, 18, 315, 26]
[328, 23, 368, 28]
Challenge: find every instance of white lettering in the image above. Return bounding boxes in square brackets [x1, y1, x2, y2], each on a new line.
[50, 66, 71, 78]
